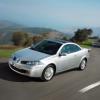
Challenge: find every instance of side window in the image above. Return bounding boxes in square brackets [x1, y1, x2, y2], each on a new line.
[69, 44, 81, 53]
[61, 44, 81, 54]
[61, 45, 70, 54]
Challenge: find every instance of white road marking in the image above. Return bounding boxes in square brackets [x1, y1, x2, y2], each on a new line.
[79, 81, 100, 93]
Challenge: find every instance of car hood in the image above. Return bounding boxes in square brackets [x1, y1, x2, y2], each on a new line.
[12, 48, 50, 61]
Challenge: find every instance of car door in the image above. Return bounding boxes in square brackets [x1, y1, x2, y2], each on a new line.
[68, 44, 83, 69]
[57, 44, 81, 72]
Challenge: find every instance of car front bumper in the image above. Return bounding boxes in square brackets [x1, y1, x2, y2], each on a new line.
[8, 59, 45, 78]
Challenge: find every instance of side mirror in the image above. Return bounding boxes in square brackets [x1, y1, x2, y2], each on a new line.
[59, 52, 67, 56]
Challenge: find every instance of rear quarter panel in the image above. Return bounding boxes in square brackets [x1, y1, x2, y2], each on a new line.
[80, 48, 90, 63]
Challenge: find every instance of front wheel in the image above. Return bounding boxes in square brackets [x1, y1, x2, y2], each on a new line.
[79, 59, 87, 70]
[41, 65, 55, 81]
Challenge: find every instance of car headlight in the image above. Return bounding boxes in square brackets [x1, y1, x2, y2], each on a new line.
[23, 61, 43, 66]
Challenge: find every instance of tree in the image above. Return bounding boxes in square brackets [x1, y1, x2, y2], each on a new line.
[32, 35, 43, 44]
[24, 37, 33, 46]
[41, 32, 49, 38]
[72, 28, 93, 42]
[12, 32, 31, 46]
[98, 38, 100, 42]
[61, 36, 68, 41]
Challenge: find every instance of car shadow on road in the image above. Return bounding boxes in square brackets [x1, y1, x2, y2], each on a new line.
[0, 62, 81, 82]
[0, 62, 43, 82]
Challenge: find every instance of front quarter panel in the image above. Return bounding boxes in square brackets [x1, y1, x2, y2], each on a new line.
[41, 55, 61, 73]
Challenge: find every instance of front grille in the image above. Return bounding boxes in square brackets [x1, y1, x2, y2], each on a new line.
[10, 64, 28, 74]
[21, 61, 27, 64]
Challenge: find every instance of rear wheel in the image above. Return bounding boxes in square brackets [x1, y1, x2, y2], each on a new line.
[79, 59, 87, 70]
[41, 65, 55, 81]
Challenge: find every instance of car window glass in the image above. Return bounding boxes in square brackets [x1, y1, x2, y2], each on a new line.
[31, 40, 62, 55]
[69, 44, 81, 53]
[61, 44, 81, 54]
[61, 45, 70, 54]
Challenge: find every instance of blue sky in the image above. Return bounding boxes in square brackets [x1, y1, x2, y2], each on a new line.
[0, 0, 100, 31]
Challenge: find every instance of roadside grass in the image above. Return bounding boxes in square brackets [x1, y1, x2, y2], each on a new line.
[78, 39, 93, 48]
[0, 47, 22, 58]
[82, 39, 93, 46]
[79, 44, 91, 48]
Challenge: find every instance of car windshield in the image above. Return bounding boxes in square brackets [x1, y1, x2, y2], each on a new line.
[31, 40, 62, 55]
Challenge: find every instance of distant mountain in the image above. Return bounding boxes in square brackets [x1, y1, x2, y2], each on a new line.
[0, 27, 61, 44]
[1, 27, 59, 34]
[0, 21, 65, 44]
[0, 20, 23, 29]
[1, 20, 99, 45]
[0, 20, 60, 33]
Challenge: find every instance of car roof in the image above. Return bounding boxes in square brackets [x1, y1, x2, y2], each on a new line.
[45, 39, 72, 44]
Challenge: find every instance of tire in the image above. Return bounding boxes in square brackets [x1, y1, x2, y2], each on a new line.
[41, 65, 55, 81]
[79, 59, 87, 70]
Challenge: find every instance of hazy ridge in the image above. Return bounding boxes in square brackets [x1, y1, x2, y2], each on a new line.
[0, 20, 100, 44]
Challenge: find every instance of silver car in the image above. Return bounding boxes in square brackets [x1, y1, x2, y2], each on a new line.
[9, 39, 89, 81]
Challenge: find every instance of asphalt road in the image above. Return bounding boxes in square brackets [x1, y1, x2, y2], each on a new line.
[0, 47, 100, 100]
